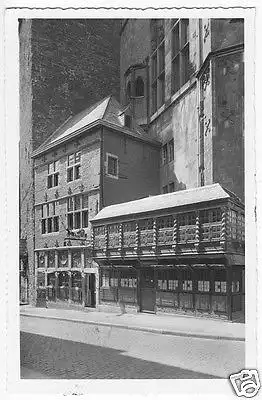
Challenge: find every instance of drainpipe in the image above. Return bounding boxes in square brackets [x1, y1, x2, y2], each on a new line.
[100, 126, 104, 210]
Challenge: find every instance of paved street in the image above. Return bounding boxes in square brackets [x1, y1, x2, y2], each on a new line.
[20, 316, 244, 379]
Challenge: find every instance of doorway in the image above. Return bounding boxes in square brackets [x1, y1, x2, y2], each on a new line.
[140, 268, 156, 313]
[85, 273, 96, 308]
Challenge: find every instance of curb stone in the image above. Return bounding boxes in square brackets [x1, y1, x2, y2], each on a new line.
[20, 312, 245, 342]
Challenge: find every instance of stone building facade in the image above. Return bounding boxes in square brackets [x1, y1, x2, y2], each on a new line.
[32, 96, 160, 308]
[19, 19, 120, 303]
[120, 18, 244, 200]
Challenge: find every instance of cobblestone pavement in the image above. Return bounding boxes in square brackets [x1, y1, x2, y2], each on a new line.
[21, 332, 218, 379]
[20, 316, 244, 379]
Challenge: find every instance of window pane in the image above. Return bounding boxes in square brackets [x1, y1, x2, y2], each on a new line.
[75, 151, 81, 163]
[181, 19, 189, 47]
[152, 54, 157, 81]
[82, 194, 88, 209]
[158, 72, 165, 107]
[158, 44, 165, 73]
[48, 162, 54, 174]
[75, 165, 81, 179]
[53, 173, 59, 187]
[42, 204, 48, 218]
[54, 160, 59, 172]
[108, 156, 118, 176]
[162, 144, 168, 164]
[172, 55, 180, 94]
[151, 82, 157, 114]
[41, 219, 46, 234]
[182, 43, 190, 85]
[163, 185, 168, 194]
[172, 23, 180, 56]
[47, 218, 52, 233]
[135, 77, 144, 97]
[47, 175, 53, 189]
[168, 139, 174, 162]
[67, 167, 73, 182]
[53, 216, 59, 232]
[67, 214, 73, 230]
[82, 210, 88, 228]
[74, 212, 81, 229]
[75, 195, 81, 210]
[68, 197, 74, 212]
[68, 154, 75, 166]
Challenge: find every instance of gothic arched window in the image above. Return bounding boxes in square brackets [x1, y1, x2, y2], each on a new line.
[135, 76, 144, 97]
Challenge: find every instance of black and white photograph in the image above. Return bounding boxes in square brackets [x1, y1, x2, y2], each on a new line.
[1, 2, 260, 398]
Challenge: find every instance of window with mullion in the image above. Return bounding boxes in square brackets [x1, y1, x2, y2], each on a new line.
[151, 39, 165, 114]
[41, 201, 59, 234]
[67, 151, 81, 182]
[67, 194, 89, 230]
[171, 19, 190, 95]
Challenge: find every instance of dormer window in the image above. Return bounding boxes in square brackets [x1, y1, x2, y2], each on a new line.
[135, 77, 144, 97]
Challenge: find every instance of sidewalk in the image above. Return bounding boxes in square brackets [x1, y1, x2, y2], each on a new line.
[20, 305, 245, 341]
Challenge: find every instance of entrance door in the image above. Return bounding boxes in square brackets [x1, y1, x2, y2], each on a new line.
[85, 274, 96, 307]
[140, 268, 156, 313]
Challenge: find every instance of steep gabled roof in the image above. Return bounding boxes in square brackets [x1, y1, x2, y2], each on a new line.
[91, 183, 242, 223]
[32, 96, 159, 157]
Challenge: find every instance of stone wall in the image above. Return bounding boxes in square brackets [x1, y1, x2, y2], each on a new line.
[103, 127, 160, 207]
[19, 20, 36, 304]
[34, 129, 101, 249]
[31, 19, 120, 150]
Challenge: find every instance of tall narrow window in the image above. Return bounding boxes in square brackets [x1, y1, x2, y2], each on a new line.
[134, 77, 144, 97]
[47, 161, 59, 189]
[67, 151, 81, 182]
[150, 22, 165, 114]
[106, 153, 119, 179]
[171, 19, 190, 94]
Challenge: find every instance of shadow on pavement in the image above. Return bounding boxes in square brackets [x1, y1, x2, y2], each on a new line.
[20, 332, 221, 379]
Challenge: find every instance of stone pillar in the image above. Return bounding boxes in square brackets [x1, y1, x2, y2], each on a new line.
[34, 252, 38, 304]
[226, 260, 233, 321]
[68, 271, 72, 304]
[81, 271, 86, 307]
[55, 271, 58, 301]
[209, 267, 215, 315]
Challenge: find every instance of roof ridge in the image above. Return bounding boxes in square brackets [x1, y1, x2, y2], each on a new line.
[101, 95, 113, 120]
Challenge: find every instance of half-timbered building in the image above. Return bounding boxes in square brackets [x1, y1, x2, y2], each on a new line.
[91, 184, 244, 320]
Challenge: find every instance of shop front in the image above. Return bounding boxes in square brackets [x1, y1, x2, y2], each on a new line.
[35, 247, 98, 309]
[98, 261, 244, 319]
